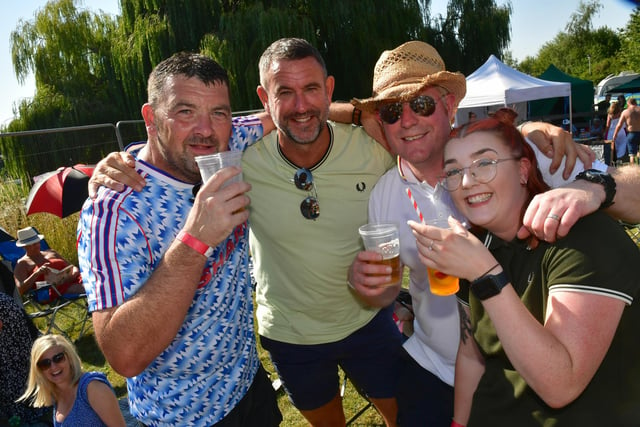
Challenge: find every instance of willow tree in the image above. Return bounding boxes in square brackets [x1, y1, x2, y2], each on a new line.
[10, 0, 122, 125]
[302, 0, 426, 100]
[209, 0, 426, 107]
[111, 0, 233, 114]
[428, 0, 511, 75]
[112, 0, 429, 110]
[6, 0, 123, 179]
[204, 2, 318, 109]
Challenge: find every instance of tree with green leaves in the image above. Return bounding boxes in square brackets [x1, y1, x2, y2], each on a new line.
[3, 0, 517, 182]
[619, 8, 640, 72]
[110, 0, 429, 109]
[5, 0, 123, 179]
[10, 0, 123, 126]
[426, 0, 512, 75]
[8, 0, 515, 123]
[517, 0, 625, 83]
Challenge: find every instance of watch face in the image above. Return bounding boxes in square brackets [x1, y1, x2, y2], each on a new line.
[585, 170, 602, 180]
[471, 272, 509, 301]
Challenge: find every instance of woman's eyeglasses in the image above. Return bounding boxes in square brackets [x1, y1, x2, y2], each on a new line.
[440, 158, 518, 192]
[293, 168, 320, 220]
[37, 351, 66, 369]
[378, 95, 441, 124]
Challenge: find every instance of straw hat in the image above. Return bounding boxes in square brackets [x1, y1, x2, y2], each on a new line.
[16, 226, 44, 247]
[352, 41, 466, 112]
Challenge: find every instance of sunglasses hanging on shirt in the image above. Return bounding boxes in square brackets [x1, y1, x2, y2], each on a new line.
[293, 168, 320, 220]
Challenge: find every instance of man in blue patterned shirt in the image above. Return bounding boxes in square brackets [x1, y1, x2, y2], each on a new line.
[77, 52, 281, 426]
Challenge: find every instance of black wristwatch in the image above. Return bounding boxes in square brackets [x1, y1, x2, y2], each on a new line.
[575, 169, 616, 209]
[470, 270, 509, 301]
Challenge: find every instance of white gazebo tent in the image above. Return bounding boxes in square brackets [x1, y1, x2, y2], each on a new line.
[456, 55, 572, 127]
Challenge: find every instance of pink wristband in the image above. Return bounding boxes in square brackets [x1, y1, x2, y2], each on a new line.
[176, 231, 214, 257]
[451, 421, 466, 427]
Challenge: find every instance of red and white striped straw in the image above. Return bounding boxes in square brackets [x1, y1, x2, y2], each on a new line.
[405, 188, 424, 223]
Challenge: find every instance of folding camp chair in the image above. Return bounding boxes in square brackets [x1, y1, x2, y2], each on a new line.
[0, 227, 91, 341]
[23, 283, 91, 341]
[342, 372, 375, 426]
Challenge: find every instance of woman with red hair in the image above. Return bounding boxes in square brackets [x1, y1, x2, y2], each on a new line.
[408, 112, 640, 426]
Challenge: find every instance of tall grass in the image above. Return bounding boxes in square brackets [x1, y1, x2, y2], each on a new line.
[2, 180, 383, 425]
[0, 180, 79, 263]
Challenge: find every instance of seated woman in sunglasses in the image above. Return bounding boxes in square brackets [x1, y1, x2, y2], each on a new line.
[19, 334, 125, 427]
[408, 113, 640, 425]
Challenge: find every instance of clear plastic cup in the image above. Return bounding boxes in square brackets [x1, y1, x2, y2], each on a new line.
[358, 223, 402, 287]
[194, 151, 243, 187]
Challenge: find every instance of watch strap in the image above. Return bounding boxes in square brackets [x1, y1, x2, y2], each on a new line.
[575, 169, 616, 209]
[176, 230, 214, 257]
[470, 270, 509, 301]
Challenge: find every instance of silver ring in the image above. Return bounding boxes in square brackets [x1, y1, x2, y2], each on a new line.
[428, 240, 434, 251]
[547, 213, 561, 221]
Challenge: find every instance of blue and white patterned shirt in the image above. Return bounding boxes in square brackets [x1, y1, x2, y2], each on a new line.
[77, 116, 263, 426]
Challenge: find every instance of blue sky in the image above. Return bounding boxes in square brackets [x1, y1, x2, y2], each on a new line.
[1, 0, 637, 125]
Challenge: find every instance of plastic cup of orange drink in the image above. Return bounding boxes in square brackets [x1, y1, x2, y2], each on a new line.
[426, 218, 459, 296]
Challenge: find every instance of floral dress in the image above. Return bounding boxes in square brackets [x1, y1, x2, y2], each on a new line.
[0, 292, 50, 425]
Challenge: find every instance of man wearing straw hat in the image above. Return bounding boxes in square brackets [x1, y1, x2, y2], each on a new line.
[347, 40, 640, 426]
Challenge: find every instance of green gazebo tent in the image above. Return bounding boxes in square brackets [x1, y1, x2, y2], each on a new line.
[529, 64, 594, 120]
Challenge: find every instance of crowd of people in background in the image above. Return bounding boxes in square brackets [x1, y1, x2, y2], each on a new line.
[595, 92, 640, 166]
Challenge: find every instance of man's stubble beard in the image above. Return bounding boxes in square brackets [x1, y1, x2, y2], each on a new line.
[276, 105, 329, 146]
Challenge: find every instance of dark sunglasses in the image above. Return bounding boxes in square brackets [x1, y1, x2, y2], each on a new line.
[293, 168, 320, 220]
[378, 95, 440, 124]
[37, 351, 66, 369]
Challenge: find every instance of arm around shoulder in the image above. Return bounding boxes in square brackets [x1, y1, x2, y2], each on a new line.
[605, 164, 640, 223]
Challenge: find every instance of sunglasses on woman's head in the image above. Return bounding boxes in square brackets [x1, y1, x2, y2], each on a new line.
[37, 351, 66, 369]
[378, 95, 441, 124]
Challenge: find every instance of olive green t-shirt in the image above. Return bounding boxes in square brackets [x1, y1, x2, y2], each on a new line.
[461, 212, 640, 426]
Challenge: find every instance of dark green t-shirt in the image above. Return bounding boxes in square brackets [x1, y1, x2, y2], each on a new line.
[461, 212, 640, 426]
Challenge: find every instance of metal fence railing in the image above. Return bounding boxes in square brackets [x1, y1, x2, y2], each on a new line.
[0, 110, 264, 180]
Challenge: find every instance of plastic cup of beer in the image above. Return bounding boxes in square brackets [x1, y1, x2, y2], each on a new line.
[358, 223, 402, 287]
[426, 218, 460, 296]
[194, 150, 243, 187]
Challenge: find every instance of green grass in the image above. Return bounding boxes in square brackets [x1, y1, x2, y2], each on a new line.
[3, 180, 384, 426]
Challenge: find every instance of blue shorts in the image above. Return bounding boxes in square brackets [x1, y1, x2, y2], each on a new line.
[260, 305, 403, 410]
[396, 348, 454, 427]
[627, 131, 640, 155]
